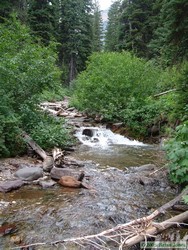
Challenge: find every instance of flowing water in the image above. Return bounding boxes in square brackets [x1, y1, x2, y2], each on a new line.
[0, 126, 181, 249]
[73, 126, 165, 169]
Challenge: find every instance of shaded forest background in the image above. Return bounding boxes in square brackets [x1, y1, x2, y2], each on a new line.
[0, 0, 187, 185]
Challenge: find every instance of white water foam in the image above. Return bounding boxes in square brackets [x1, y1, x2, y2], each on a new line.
[75, 127, 145, 147]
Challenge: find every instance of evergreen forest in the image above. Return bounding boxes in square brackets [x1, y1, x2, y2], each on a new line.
[0, 0, 188, 186]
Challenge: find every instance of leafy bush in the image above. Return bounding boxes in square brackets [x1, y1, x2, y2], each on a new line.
[30, 115, 73, 150]
[174, 62, 188, 121]
[164, 121, 188, 184]
[0, 17, 70, 157]
[40, 85, 71, 102]
[71, 52, 173, 136]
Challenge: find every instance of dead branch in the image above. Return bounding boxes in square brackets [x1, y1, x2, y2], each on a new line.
[11, 188, 188, 250]
[53, 147, 64, 162]
[149, 165, 166, 176]
[125, 211, 188, 247]
[154, 88, 176, 97]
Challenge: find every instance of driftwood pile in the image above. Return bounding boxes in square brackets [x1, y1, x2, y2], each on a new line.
[40, 99, 83, 118]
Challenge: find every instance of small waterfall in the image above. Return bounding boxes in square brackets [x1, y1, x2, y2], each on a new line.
[75, 127, 145, 147]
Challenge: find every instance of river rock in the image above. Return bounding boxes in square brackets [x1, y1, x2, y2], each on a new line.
[0, 180, 24, 193]
[39, 179, 56, 188]
[58, 176, 82, 188]
[50, 167, 82, 180]
[15, 167, 43, 181]
[128, 164, 156, 173]
[63, 157, 85, 167]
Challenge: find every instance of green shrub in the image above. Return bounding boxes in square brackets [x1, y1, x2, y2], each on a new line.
[0, 17, 70, 157]
[30, 115, 73, 150]
[71, 52, 173, 136]
[174, 62, 188, 121]
[40, 85, 71, 102]
[164, 121, 188, 184]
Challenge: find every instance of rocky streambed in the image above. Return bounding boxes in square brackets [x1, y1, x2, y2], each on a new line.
[0, 99, 186, 249]
[0, 155, 179, 249]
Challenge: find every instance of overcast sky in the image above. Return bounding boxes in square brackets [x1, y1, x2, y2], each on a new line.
[98, 0, 112, 10]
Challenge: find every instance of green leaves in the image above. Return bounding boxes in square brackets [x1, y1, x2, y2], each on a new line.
[71, 51, 170, 136]
[0, 18, 69, 157]
[164, 121, 188, 184]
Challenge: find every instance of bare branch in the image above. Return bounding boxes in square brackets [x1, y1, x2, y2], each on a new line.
[154, 88, 177, 97]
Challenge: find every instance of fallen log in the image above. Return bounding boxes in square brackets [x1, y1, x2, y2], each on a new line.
[22, 132, 54, 172]
[125, 210, 188, 248]
[22, 132, 47, 160]
[11, 188, 188, 250]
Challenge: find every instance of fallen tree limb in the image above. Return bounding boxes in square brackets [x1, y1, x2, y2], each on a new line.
[154, 88, 177, 97]
[125, 210, 188, 247]
[11, 188, 188, 250]
[22, 132, 47, 160]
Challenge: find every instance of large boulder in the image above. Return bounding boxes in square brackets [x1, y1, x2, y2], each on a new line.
[15, 167, 43, 181]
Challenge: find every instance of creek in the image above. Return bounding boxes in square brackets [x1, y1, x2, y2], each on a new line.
[0, 125, 181, 249]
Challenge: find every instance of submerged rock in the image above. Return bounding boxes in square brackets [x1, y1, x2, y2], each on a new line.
[128, 164, 156, 172]
[39, 179, 56, 188]
[15, 167, 43, 181]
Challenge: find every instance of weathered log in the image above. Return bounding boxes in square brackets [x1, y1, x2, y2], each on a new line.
[22, 132, 54, 171]
[22, 132, 47, 160]
[125, 211, 188, 248]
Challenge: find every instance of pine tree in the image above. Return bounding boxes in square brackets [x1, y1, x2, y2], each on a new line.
[92, 0, 103, 52]
[150, 0, 188, 65]
[105, 1, 121, 51]
[0, 0, 28, 22]
[118, 0, 155, 58]
[28, 0, 59, 45]
[59, 0, 93, 83]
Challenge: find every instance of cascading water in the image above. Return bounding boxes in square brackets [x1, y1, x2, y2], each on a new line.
[73, 126, 163, 169]
[75, 126, 145, 147]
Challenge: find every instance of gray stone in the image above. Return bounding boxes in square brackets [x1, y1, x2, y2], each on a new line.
[15, 167, 43, 181]
[39, 179, 56, 188]
[128, 164, 156, 173]
[50, 167, 81, 180]
[0, 180, 24, 192]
